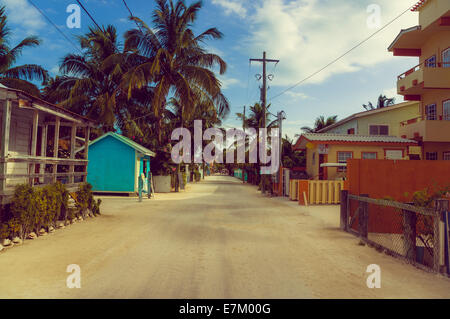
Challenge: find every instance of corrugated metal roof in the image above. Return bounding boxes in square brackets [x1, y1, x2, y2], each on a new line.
[302, 133, 418, 144]
[90, 132, 156, 156]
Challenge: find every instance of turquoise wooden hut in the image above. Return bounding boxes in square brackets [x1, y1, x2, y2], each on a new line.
[87, 132, 155, 193]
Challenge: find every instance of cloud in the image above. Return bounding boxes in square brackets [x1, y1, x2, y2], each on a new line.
[0, 0, 46, 32]
[285, 91, 310, 100]
[50, 65, 60, 76]
[205, 45, 225, 58]
[232, 0, 418, 88]
[220, 76, 241, 89]
[118, 17, 131, 24]
[211, 0, 248, 18]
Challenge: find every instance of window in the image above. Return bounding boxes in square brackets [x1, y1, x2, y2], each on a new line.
[337, 151, 352, 172]
[385, 150, 403, 160]
[425, 55, 436, 68]
[443, 48, 450, 68]
[362, 152, 377, 159]
[444, 100, 450, 121]
[347, 128, 355, 135]
[425, 104, 437, 120]
[444, 152, 450, 161]
[369, 125, 389, 135]
[426, 152, 438, 160]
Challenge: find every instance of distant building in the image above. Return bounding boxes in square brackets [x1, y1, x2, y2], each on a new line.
[317, 101, 420, 137]
[388, 0, 450, 160]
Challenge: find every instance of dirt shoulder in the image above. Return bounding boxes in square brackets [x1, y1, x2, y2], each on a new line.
[1, 176, 449, 298]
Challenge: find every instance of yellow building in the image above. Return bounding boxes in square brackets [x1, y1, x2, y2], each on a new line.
[293, 133, 418, 180]
[388, 0, 450, 160]
[318, 101, 420, 137]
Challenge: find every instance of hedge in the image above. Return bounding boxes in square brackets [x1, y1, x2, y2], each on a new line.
[0, 182, 101, 241]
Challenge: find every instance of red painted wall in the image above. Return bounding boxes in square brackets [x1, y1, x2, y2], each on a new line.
[346, 159, 450, 233]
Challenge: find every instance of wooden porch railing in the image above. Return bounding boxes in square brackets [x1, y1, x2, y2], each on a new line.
[0, 155, 88, 189]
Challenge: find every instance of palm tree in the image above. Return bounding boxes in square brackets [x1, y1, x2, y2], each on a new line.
[363, 94, 395, 111]
[301, 115, 338, 133]
[281, 135, 305, 168]
[236, 102, 278, 189]
[123, 0, 229, 145]
[43, 25, 134, 131]
[0, 6, 49, 96]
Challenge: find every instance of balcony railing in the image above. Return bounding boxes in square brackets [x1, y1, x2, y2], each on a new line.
[399, 117, 450, 142]
[398, 61, 450, 80]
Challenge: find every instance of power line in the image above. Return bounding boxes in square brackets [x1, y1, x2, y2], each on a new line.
[121, 0, 143, 33]
[269, 4, 415, 102]
[27, 0, 82, 54]
[75, 0, 102, 30]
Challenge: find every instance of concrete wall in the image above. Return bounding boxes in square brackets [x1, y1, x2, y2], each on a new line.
[423, 141, 450, 160]
[420, 30, 450, 66]
[419, 0, 450, 30]
[422, 90, 450, 120]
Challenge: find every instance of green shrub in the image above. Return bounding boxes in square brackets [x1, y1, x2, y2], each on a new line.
[0, 223, 9, 239]
[76, 183, 101, 216]
[11, 184, 35, 239]
[6, 182, 100, 239]
[0, 218, 20, 240]
[33, 188, 48, 233]
[50, 182, 69, 221]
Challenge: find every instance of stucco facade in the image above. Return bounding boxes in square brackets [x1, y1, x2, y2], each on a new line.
[323, 102, 420, 137]
[389, 0, 450, 160]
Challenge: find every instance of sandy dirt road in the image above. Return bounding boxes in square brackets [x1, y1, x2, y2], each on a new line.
[1, 175, 450, 299]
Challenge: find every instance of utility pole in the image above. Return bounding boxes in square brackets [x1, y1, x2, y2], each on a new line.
[250, 51, 279, 194]
[277, 111, 286, 196]
[242, 105, 246, 130]
[242, 105, 246, 184]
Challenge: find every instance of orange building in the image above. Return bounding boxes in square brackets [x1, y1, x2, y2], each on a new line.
[293, 133, 418, 180]
[388, 0, 450, 160]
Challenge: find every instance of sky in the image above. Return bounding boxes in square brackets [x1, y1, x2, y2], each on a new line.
[0, 0, 421, 139]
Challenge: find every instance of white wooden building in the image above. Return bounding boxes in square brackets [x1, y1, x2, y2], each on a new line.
[0, 85, 96, 205]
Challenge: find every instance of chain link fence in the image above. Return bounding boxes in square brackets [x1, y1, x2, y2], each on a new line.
[341, 191, 449, 273]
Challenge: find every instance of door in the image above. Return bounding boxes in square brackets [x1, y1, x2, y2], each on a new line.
[283, 168, 290, 197]
[444, 100, 450, 121]
[443, 48, 450, 68]
[319, 154, 325, 180]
